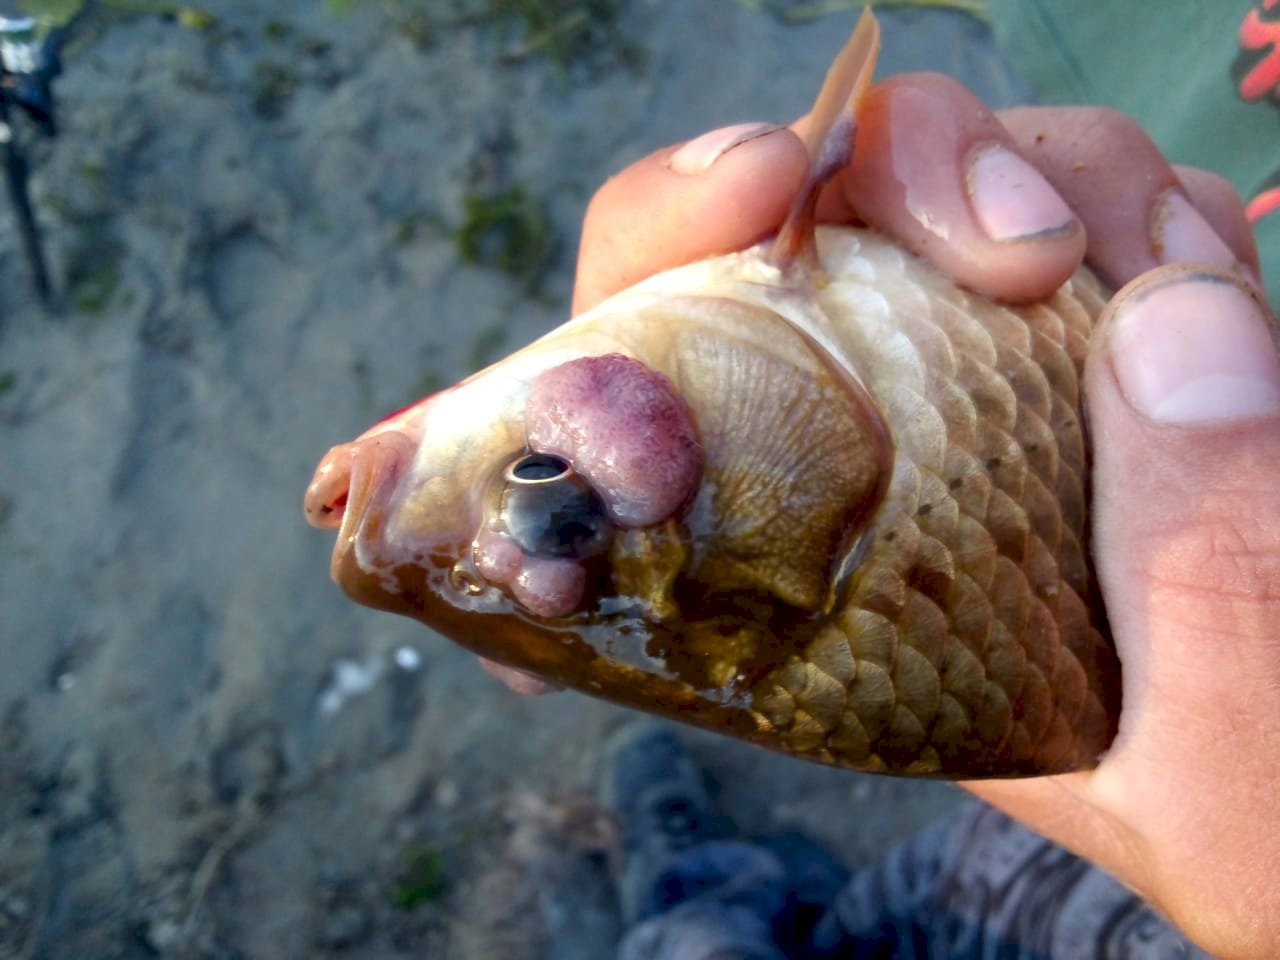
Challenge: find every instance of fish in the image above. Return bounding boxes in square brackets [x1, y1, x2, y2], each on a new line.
[304, 11, 1120, 778]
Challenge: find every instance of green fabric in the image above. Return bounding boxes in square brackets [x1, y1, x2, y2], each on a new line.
[990, 0, 1278, 305]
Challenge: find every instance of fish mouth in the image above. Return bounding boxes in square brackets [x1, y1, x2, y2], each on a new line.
[304, 441, 360, 531]
[304, 431, 418, 584]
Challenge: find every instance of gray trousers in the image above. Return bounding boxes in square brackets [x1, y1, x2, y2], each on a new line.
[619, 801, 1212, 960]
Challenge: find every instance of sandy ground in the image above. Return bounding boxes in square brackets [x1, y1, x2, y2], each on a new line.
[0, 2, 1030, 956]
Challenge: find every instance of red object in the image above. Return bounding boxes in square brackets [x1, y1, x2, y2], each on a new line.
[1239, 2, 1280, 101]
[1246, 183, 1280, 222]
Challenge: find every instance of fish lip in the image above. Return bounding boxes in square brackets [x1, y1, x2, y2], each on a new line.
[309, 430, 418, 586]
[303, 441, 357, 531]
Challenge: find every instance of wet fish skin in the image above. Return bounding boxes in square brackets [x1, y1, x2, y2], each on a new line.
[752, 229, 1118, 775]
[306, 226, 1120, 778]
[304, 12, 1121, 778]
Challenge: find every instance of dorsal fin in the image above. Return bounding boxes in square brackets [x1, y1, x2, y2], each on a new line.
[770, 9, 881, 273]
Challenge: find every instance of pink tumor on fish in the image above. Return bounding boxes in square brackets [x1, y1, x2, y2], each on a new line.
[475, 354, 701, 617]
[525, 354, 702, 527]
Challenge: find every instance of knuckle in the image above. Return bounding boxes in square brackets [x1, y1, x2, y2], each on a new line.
[1064, 107, 1164, 169]
[1142, 512, 1280, 632]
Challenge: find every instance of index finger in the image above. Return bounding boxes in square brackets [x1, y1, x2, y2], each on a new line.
[571, 125, 809, 314]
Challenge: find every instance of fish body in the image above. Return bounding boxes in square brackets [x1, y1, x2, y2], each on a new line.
[305, 14, 1120, 778]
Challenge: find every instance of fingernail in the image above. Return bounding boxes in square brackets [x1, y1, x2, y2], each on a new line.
[966, 144, 1077, 242]
[667, 122, 783, 175]
[1109, 272, 1280, 424]
[1151, 190, 1238, 269]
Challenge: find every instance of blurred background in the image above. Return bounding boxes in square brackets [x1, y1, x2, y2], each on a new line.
[0, 1, 1036, 956]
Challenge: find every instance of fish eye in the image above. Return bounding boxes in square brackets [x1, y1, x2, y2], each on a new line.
[493, 454, 613, 560]
[506, 453, 570, 483]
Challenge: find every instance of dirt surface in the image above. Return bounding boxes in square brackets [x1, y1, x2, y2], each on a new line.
[0, 3, 1030, 956]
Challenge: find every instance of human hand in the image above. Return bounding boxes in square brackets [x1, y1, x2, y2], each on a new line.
[560, 73, 1278, 959]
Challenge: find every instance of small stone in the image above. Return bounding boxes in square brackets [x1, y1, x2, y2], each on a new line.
[433, 780, 459, 809]
[393, 645, 422, 671]
[148, 918, 182, 950]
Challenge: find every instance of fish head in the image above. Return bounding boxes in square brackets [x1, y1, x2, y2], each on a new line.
[304, 284, 893, 724]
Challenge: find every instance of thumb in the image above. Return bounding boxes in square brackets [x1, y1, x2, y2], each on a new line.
[1086, 265, 1280, 764]
[968, 267, 1280, 954]
[572, 124, 808, 314]
[1070, 265, 1280, 948]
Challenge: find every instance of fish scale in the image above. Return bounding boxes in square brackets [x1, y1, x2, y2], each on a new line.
[739, 233, 1115, 775]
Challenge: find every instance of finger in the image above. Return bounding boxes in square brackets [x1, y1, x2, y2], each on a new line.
[572, 124, 809, 314]
[970, 266, 1280, 955]
[479, 657, 563, 696]
[829, 73, 1086, 303]
[999, 108, 1249, 290]
[1087, 266, 1280, 778]
[1076, 265, 1280, 950]
[1174, 164, 1262, 284]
